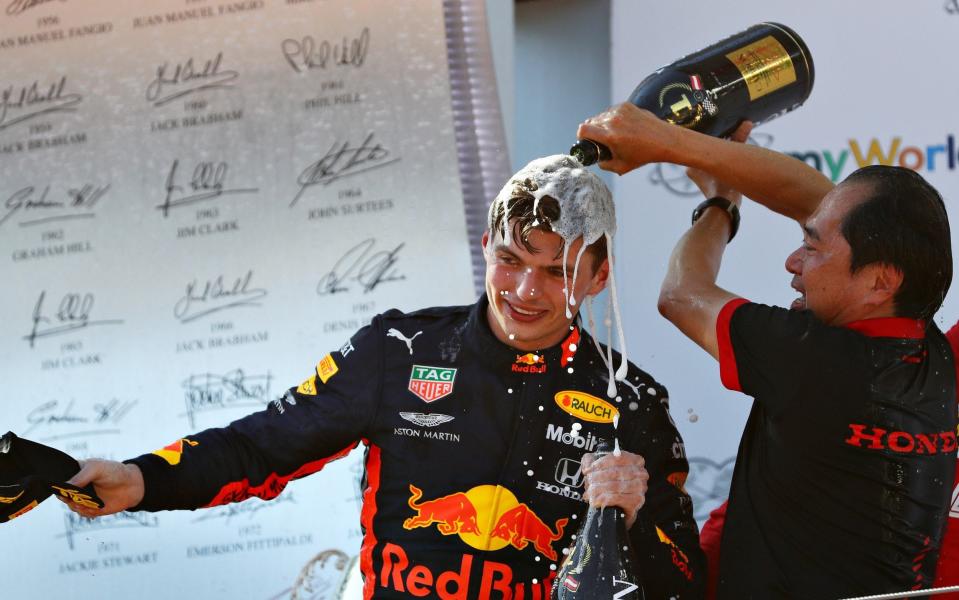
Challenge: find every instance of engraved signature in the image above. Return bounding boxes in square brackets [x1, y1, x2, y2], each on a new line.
[23, 291, 124, 348]
[146, 52, 239, 107]
[58, 509, 158, 550]
[156, 160, 258, 217]
[173, 269, 268, 323]
[291, 132, 399, 207]
[316, 238, 405, 295]
[6, 0, 65, 17]
[180, 370, 273, 428]
[22, 398, 138, 441]
[0, 76, 82, 132]
[0, 183, 109, 228]
[281, 27, 370, 73]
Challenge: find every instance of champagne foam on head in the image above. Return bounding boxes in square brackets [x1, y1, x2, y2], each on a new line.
[489, 155, 629, 395]
[489, 154, 615, 247]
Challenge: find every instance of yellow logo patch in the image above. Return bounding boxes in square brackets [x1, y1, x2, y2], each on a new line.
[51, 486, 100, 509]
[0, 490, 24, 504]
[554, 390, 619, 424]
[152, 438, 199, 466]
[297, 376, 318, 395]
[317, 354, 339, 384]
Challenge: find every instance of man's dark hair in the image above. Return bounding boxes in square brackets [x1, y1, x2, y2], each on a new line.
[489, 177, 608, 267]
[841, 165, 951, 321]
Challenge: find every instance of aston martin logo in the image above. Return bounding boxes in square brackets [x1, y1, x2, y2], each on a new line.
[399, 412, 455, 428]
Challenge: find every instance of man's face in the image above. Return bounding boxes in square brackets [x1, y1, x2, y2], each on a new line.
[785, 183, 879, 325]
[483, 225, 609, 351]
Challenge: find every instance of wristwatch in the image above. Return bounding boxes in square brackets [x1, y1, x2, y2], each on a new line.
[691, 196, 740, 242]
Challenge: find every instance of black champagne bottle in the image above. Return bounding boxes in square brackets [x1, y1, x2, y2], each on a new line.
[551, 441, 644, 599]
[571, 22, 814, 165]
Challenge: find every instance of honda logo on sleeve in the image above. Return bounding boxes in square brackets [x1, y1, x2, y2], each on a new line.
[554, 458, 584, 488]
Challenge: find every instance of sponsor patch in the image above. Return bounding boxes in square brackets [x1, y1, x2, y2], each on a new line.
[545, 424, 601, 451]
[667, 471, 688, 493]
[272, 391, 298, 414]
[513, 353, 546, 374]
[296, 376, 318, 396]
[152, 438, 199, 466]
[387, 328, 422, 355]
[554, 458, 584, 488]
[554, 390, 619, 423]
[0, 490, 24, 504]
[408, 365, 456, 403]
[51, 485, 100, 509]
[316, 354, 339, 384]
[340, 340, 355, 357]
[399, 412, 455, 427]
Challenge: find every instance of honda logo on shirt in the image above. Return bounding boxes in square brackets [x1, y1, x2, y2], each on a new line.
[554, 458, 583, 488]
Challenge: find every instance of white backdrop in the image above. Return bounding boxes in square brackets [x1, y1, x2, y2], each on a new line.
[609, 0, 959, 523]
[0, 1, 479, 598]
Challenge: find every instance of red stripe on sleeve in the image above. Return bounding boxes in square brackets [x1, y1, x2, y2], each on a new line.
[360, 443, 382, 600]
[202, 443, 358, 508]
[717, 298, 750, 392]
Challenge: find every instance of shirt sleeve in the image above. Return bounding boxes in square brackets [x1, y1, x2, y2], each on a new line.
[715, 300, 829, 414]
[626, 384, 706, 599]
[125, 317, 384, 511]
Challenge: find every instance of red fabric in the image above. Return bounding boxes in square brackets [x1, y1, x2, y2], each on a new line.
[936, 323, 959, 594]
[716, 298, 750, 392]
[843, 317, 926, 339]
[202, 444, 356, 507]
[361, 442, 382, 600]
[700, 501, 727, 600]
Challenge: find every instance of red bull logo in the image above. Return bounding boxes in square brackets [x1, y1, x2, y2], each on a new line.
[404, 484, 567, 561]
[513, 353, 546, 374]
[489, 503, 567, 561]
[380, 542, 557, 599]
[152, 437, 199, 466]
[404, 484, 481, 536]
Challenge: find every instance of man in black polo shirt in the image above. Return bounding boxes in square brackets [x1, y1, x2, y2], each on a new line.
[577, 105, 957, 597]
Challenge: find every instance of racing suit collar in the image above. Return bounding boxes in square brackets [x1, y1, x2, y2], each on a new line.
[469, 295, 583, 370]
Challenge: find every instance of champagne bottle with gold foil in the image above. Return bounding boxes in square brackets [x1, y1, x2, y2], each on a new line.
[571, 22, 814, 165]
[551, 442, 645, 600]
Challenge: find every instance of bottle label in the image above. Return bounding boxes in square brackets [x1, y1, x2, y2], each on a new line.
[725, 35, 797, 100]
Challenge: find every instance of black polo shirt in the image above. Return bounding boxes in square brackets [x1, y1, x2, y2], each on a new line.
[715, 299, 957, 599]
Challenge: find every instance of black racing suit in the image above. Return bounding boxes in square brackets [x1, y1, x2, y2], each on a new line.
[127, 297, 705, 598]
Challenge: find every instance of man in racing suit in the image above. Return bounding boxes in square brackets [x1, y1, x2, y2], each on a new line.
[62, 158, 705, 599]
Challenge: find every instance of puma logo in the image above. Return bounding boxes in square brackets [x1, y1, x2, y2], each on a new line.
[387, 328, 422, 355]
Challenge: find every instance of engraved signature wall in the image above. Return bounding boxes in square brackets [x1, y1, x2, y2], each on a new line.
[0, 1, 475, 597]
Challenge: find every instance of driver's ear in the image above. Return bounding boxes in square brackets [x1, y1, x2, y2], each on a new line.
[586, 257, 610, 296]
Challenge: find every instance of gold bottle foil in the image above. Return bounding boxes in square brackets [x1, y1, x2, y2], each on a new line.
[726, 36, 797, 100]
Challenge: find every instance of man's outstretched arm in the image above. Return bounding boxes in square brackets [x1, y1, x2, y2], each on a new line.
[577, 103, 834, 222]
[656, 125, 751, 360]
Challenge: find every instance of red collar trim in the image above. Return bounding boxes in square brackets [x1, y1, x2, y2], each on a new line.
[842, 317, 926, 339]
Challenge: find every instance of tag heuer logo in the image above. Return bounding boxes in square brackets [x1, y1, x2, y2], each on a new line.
[399, 412, 455, 427]
[408, 365, 456, 403]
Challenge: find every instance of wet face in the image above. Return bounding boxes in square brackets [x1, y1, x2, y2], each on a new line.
[483, 226, 609, 351]
[785, 183, 880, 325]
